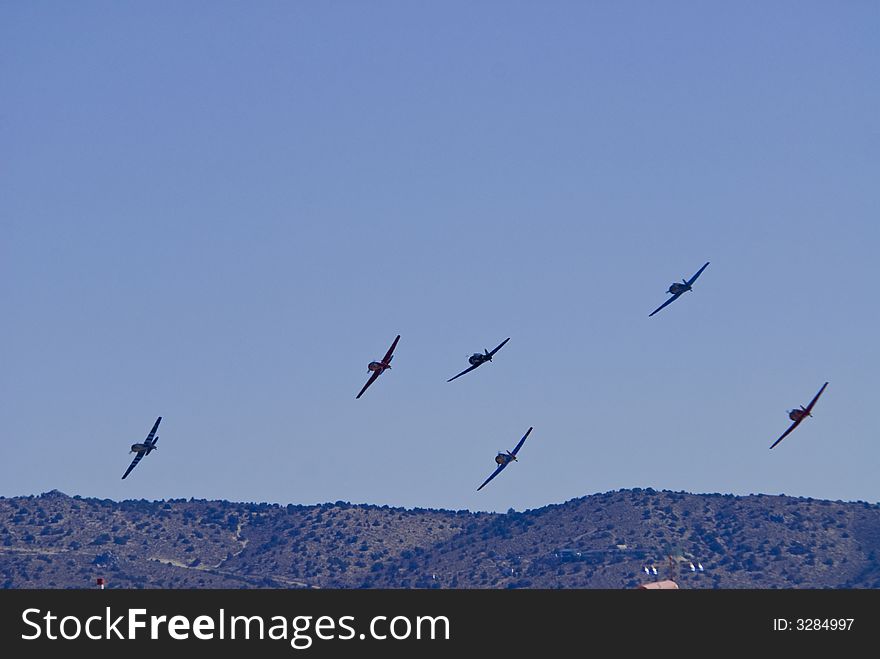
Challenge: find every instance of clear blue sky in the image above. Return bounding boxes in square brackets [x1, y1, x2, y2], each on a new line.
[2, 2, 878, 513]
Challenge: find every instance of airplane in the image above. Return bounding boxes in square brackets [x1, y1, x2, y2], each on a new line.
[447, 337, 510, 383]
[121, 416, 161, 480]
[477, 426, 533, 491]
[769, 381, 828, 449]
[356, 334, 400, 399]
[648, 261, 710, 317]
[642, 560, 704, 582]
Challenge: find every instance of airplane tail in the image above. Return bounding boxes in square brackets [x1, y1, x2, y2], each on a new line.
[146, 437, 159, 455]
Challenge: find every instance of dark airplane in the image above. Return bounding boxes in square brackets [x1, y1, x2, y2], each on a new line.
[770, 381, 828, 449]
[356, 334, 400, 399]
[447, 337, 510, 383]
[477, 426, 533, 491]
[649, 261, 710, 317]
[122, 416, 161, 480]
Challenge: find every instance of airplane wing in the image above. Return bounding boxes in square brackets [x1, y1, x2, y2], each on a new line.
[477, 463, 508, 491]
[381, 335, 401, 364]
[121, 451, 146, 480]
[686, 262, 710, 286]
[356, 370, 382, 399]
[144, 416, 161, 445]
[487, 337, 511, 358]
[510, 427, 533, 456]
[648, 292, 683, 317]
[447, 363, 481, 383]
[803, 381, 829, 415]
[769, 418, 802, 450]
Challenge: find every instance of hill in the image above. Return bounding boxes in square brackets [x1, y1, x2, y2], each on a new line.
[1, 489, 879, 588]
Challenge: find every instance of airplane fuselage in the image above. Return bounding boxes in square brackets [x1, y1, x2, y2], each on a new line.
[494, 451, 516, 466]
[789, 408, 808, 422]
[668, 282, 691, 295]
[469, 353, 487, 366]
[131, 443, 148, 453]
[368, 361, 390, 372]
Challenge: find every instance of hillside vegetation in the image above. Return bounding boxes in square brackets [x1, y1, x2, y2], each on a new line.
[1, 489, 878, 588]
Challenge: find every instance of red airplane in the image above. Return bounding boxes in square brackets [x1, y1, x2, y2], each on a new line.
[356, 335, 400, 399]
[769, 382, 828, 449]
